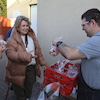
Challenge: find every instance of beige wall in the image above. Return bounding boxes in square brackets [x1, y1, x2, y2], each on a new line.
[7, 0, 100, 67]
[37, 0, 100, 65]
[7, 0, 37, 26]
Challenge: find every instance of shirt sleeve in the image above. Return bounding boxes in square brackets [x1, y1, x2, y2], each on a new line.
[77, 36, 100, 59]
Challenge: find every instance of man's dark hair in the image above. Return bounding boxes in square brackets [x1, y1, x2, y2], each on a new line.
[81, 8, 100, 26]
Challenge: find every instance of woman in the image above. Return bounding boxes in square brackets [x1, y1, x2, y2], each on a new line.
[5, 16, 48, 100]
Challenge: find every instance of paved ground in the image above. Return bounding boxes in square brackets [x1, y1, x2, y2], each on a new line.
[0, 52, 16, 100]
[0, 52, 76, 100]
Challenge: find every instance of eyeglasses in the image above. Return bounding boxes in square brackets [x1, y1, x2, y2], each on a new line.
[81, 21, 90, 27]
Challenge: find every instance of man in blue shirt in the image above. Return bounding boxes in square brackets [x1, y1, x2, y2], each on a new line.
[52, 8, 100, 100]
[6, 27, 13, 40]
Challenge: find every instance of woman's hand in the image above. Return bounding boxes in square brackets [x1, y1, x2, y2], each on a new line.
[28, 50, 34, 54]
[42, 66, 47, 71]
[28, 50, 38, 58]
[32, 55, 38, 58]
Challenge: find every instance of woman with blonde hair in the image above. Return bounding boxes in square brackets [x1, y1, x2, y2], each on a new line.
[5, 15, 48, 100]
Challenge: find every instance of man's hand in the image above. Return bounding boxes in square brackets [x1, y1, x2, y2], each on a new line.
[52, 38, 62, 46]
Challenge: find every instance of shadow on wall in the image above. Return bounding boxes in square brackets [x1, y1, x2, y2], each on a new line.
[0, 16, 11, 40]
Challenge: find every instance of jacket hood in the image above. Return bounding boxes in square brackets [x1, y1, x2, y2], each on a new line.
[10, 27, 34, 45]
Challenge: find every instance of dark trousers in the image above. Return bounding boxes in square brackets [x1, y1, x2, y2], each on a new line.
[77, 72, 100, 100]
[13, 65, 36, 100]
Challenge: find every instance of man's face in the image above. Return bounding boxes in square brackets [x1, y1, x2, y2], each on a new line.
[81, 18, 92, 37]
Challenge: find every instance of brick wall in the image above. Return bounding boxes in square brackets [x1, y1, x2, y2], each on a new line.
[0, 16, 11, 40]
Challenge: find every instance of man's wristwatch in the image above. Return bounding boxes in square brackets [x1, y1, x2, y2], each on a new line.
[56, 41, 63, 47]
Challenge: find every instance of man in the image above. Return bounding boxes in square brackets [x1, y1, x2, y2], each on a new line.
[5, 27, 13, 40]
[52, 8, 100, 100]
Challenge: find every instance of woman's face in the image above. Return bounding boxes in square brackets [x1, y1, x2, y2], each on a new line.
[18, 20, 29, 35]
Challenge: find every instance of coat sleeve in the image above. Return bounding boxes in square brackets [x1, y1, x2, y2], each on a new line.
[6, 38, 32, 64]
